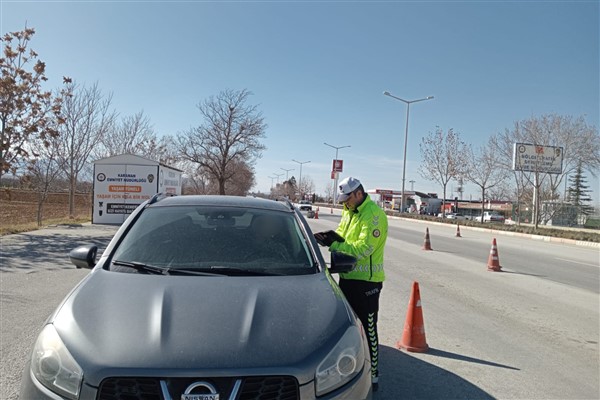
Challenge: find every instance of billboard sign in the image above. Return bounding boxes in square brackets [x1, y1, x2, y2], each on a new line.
[93, 164, 158, 224]
[332, 159, 344, 173]
[158, 165, 182, 195]
[512, 143, 563, 174]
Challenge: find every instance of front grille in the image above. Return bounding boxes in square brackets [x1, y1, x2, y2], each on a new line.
[98, 378, 161, 400]
[239, 376, 299, 400]
[97, 376, 299, 400]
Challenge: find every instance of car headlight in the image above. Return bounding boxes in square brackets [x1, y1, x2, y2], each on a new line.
[315, 325, 365, 396]
[31, 325, 83, 400]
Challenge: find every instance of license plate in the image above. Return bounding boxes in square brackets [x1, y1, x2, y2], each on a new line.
[181, 395, 219, 400]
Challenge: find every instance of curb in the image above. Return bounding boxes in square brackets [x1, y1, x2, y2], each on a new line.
[386, 215, 600, 248]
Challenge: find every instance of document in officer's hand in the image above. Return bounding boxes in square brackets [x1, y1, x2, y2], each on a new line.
[314, 230, 345, 246]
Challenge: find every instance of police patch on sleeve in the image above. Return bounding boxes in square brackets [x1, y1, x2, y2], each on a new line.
[372, 229, 381, 238]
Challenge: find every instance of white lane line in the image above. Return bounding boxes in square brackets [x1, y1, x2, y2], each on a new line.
[555, 257, 600, 268]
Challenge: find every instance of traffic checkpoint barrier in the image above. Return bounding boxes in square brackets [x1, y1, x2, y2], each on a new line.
[487, 238, 502, 272]
[456, 224, 462, 237]
[397, 281, 429, 353]
[422, 228, 433, 251]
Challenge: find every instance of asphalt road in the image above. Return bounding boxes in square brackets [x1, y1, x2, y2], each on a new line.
[310, 212, 599, 400]
[1, 216, 598, 399]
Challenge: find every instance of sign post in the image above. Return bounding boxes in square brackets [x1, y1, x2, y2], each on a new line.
[512, 143, 564, 227]
[332, 159, 344, 204]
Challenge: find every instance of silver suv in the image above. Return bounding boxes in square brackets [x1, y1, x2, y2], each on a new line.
[20, 195, 372, 400]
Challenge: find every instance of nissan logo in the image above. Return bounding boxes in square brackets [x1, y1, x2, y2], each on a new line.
[180, 381, 220, 400]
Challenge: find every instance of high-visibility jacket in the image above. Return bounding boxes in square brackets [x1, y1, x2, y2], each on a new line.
[330, 195, 388, 282]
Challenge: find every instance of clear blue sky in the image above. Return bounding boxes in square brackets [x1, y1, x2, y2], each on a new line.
[2, 0, 599, 202]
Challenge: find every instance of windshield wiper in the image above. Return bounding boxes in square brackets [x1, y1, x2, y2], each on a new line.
[167, 268, 222, 276]
[112, 260, 170, 275]
[200, 266, 283, 276]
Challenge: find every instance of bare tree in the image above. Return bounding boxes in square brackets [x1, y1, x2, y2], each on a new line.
[181, 158, 255, 196]
[486, 180, 513, 202]
[323, 182, 334, 203]
[56, 81, 115, 217]
[0, 27, 65, 180]
[177, 89, 266, 195]
[97, 110, 176, 164]
[98, 111, 152, 155]
[465, 139, 510, 219]
[298, 175, 315, 200]
[181, 161, 211, 195]
[490, 114, 599, 227]
[224, 158, 255, 195]
[418, 127, 469, 216]
[269, 177, 297, 200]
[21, 132, 64, 226]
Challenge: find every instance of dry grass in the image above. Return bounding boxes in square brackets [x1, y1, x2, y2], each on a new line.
[1, 189, 92, 236]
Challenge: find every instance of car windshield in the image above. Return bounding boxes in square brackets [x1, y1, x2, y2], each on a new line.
[111, 205, 316, 275]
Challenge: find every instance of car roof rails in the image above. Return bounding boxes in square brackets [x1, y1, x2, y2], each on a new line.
[148, 192, 176, 205]
[275, 196, 295, 211]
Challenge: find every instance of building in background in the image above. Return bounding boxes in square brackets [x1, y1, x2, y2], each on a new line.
[92, 154, 182, 224]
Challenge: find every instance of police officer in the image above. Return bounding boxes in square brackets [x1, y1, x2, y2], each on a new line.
[318, 176, 388, 391]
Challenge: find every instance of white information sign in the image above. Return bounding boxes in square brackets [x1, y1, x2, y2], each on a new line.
[512, 143, 564, 174]
[158, 165, 182, 195]
[93, 164, 158, 224]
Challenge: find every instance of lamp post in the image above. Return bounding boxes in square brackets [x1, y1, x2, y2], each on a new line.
[383, 91, 434, 213]
[280, 167, 294, 181]
[273, 173, 284, 185]
[409, 180, 416, 191]
[292, 159, 311, 199]
[268, 175, 276, 189]
[324, 142, 351, 204]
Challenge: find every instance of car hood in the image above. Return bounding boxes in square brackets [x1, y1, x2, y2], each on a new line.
[52, 268, 353, 386]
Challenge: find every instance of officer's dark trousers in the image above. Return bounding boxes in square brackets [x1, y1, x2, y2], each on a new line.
[338, 278, 383, 380]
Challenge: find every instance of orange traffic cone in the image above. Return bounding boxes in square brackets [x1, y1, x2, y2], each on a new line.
[314, 209, 319, 219]
[487, 238, 502, 271]
[456, 224, 462, 237]
[397, 281, 429, 353]
[422, 228, 433, 250]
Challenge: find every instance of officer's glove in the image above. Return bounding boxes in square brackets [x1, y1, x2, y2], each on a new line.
[314, 232, 335, 247]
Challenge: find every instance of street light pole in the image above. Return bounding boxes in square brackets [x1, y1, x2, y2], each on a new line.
[280, 167, 294, 181]
[292, 159, 311, 199]
[324, 142, 351, 204]
[273, 173, 284, 185]
[409, 180, 416, 191]
[268, 175, 276, 189]
[383, 91, 434, 213]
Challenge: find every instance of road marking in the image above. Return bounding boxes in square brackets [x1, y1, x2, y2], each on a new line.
[555, 257, 600, 268]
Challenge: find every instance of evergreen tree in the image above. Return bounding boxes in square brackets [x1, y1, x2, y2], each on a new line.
[567, 163, 594, 216]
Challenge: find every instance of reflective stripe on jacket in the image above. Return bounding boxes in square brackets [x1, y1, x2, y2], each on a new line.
[330, 195, 388, 282]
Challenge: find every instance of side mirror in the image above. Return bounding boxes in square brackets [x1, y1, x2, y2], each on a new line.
[329, 252, 357, 274]
[69, 245, 98, 269]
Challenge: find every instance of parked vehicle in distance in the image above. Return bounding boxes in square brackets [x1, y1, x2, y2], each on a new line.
[296, 199, 313, 211]
[446, 213, 467, 220]
[475, 211, 505, 223]
[20, 195, 373, 400]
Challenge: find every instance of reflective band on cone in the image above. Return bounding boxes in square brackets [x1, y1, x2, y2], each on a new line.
[487, 238, 502, 272]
